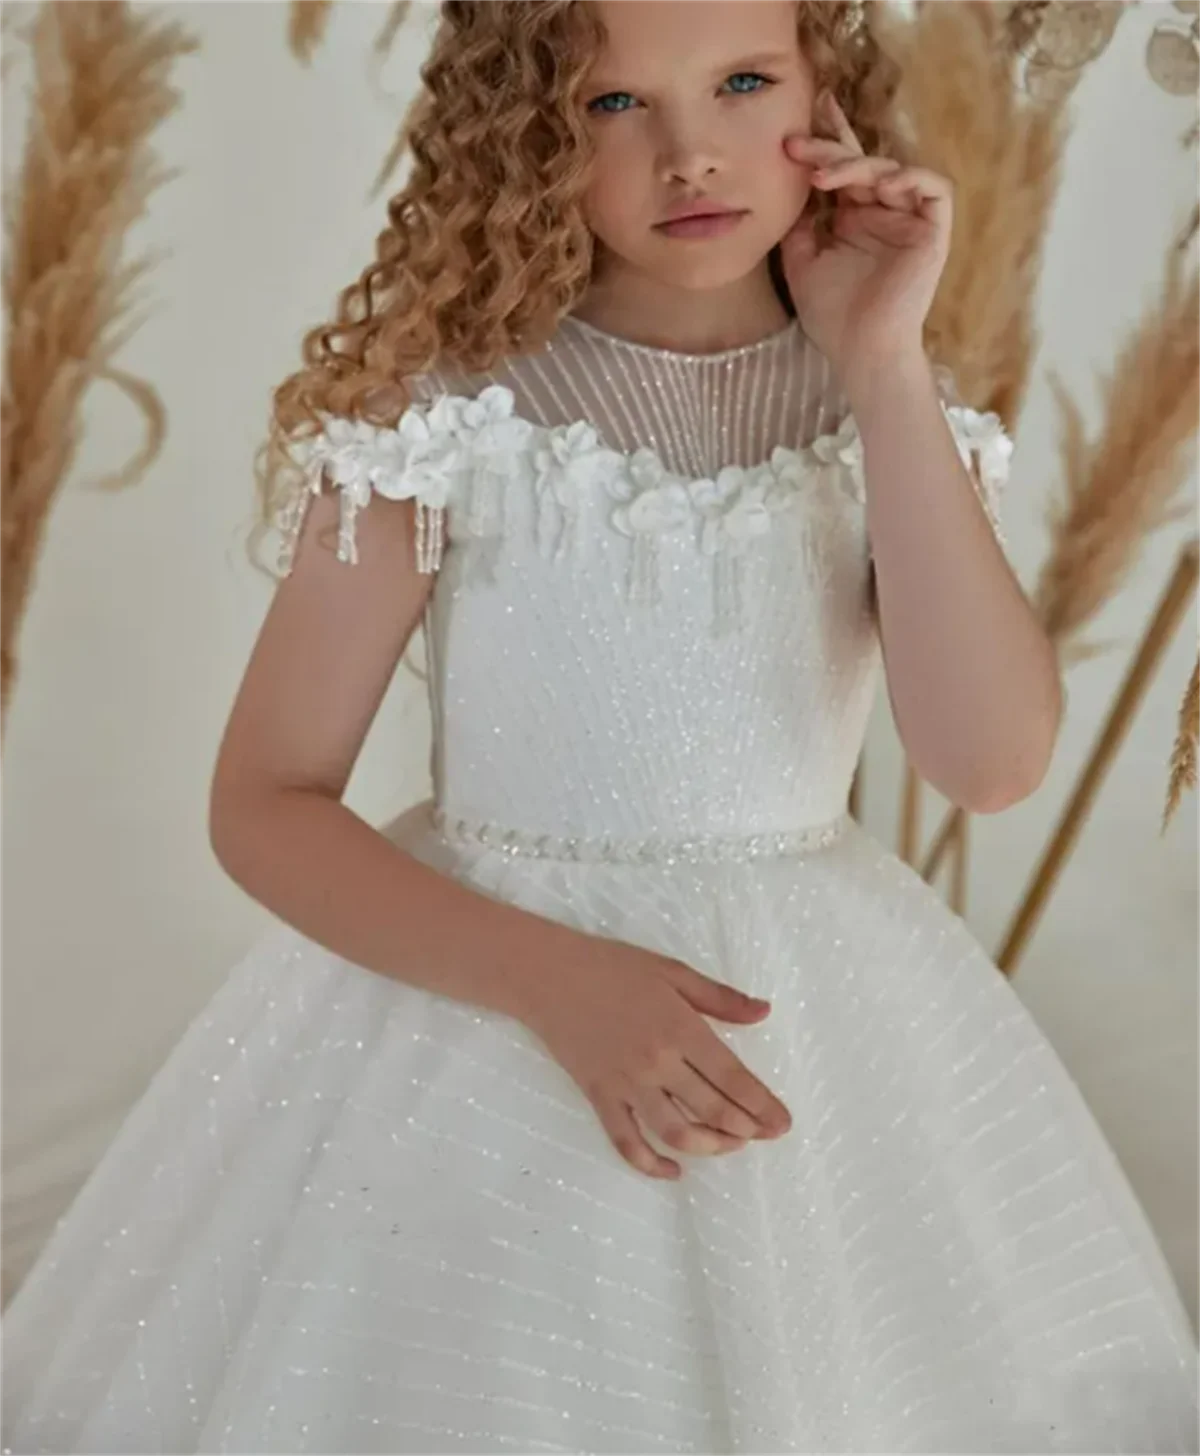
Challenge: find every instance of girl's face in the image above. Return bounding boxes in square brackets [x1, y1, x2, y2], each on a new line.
[581, 0, 816, 294]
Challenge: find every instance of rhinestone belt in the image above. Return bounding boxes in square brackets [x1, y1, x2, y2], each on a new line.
[430, 806, 851, 865]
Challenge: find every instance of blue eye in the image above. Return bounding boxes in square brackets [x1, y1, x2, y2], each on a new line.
[723, 72, 773, 95]
[587, 72, 775, 116]
[587, 92, 637, 116]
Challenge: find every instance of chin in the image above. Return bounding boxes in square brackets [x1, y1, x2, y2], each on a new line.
[641, 245, 770, 293]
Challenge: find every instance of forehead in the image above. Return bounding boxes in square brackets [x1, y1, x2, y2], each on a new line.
[589, 0, 800, 75]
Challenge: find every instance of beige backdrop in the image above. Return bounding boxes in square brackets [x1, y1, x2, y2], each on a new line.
[3, 2, 1197, 1325]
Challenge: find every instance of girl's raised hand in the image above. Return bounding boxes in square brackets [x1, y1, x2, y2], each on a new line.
[780, 91, 952, 388]
[520, 938, 792, 1180]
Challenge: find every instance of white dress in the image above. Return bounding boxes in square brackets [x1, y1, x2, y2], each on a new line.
[4, 315, 1197, 1455]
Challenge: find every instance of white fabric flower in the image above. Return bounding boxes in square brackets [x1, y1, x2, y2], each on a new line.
[535, 423, 622, 504]
[945, 406, 1013, 495]
[807, 414, 864, 474]
[296, 416, 386, 509]
[606, 447, 667, 501]
[385, 408, 465, 508]
[438, 384, 509, 433]
[460, 387, 534, 459]
[613, 482, 694, 536]
[691, 464, 784, 557]
[766, 447, 810, 493]
[610, 449, 693, 536]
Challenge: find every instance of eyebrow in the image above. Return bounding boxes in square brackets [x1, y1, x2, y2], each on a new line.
[722, 50, 797, 72]
[586, 49, 798, 92]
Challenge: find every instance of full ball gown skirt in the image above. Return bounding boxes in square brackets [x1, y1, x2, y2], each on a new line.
[5, 316, 1197, 1452]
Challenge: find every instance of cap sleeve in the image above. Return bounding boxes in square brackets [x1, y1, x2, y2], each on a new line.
[931, 365, 1013, 547]
[814, 363, 1014, 551]
[275, 385, 520, 576]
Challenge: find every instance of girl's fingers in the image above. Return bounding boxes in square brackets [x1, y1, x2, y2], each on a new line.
[594, 1096, 681, 1180]
[819, 92, 865, 154]
[785, 135, 857, 167]
[813, 160, 953, 232]
[668, 1062, 762, 1141]
[811, 156, 902, 192]
[875, 166, 954, 227]
[833, 204, 931, 255]
[632, 1088, 748, 1158]
[690, 1032, 792, 1136]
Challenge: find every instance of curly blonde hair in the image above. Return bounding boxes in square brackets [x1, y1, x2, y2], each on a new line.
[257, 0, 907, 553]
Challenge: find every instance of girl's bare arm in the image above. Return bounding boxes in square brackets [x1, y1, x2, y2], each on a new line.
[209, 494, 577, 1023]
[209, 491, 791, 1175]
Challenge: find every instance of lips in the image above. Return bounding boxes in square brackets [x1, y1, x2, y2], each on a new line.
[656, 202, 742, 227]
[653, 205, 749, 241]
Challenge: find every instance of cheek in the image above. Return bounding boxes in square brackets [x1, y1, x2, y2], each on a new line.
[755, 83, 815, 196]
[736, 117, 810, 211]
[583, 133, 647, 233]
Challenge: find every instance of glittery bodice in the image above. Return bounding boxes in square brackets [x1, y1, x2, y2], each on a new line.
[282, 314, 1011, 849]
[415, 318, 871, 844]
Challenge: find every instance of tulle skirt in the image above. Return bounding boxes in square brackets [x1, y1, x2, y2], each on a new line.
[4, 801, 1197, 1454]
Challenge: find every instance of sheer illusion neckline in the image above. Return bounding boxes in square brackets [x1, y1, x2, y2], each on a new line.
[562, 312, 801, 364]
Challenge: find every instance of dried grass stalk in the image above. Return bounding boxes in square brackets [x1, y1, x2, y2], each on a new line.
[1164, 653, 1199, 828]
[1179, 203, 1199, 252]
[1, 6, 31, 81]
[290, 0, 411, 67]
[1, 1, 195, 723]
[289, 0, 333, 65]
[373, 2, 413, 59]
[1034, 247, 1199, 663]
[876, 0, 1079, 425]
[924, 247, 1200, 885]
[1005, 2, 1050, 61]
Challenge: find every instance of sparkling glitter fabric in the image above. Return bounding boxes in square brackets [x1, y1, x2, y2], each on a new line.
[4, 319, 1197, 1455]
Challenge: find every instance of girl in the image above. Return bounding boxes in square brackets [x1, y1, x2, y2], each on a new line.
[4, 2, 1197, 1451]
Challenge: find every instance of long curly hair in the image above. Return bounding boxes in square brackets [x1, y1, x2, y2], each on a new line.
[256, 0, 907, 553]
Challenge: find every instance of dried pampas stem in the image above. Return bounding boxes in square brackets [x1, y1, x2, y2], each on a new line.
[875, 0, 1086, 426]
[1, 1, 195, 726]
[289, 0, 333, 64]
[1, 5, 31, 79]
[88, 367, 168, 493]
[1179, 203, 1199, 252]
[1164, 653, 1200, 828]
[849, 755, 864, 823]
[950, 812, 970, 917]
[1034, 248, 1198, 662]
[920, 803, 965, 888]
[374, 1, 413, 58]
[364, 2, 421, 200]
[899, 762, 922, 867]
[923, 244, 1199, 886]
[998, 541, 1197, 975]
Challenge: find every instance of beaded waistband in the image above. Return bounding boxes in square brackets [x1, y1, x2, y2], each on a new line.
[430, 806, 850, 865]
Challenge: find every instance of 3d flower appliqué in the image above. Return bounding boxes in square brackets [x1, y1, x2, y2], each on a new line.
[607, 449, 694, 605]
[276, 378, 1014, 625]
[534, 423, 624, 561]
[804, 415, 867, 503]
[689, 464, 791, 558]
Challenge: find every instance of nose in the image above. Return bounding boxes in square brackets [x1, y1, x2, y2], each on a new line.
[655, 115, 722, 188]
